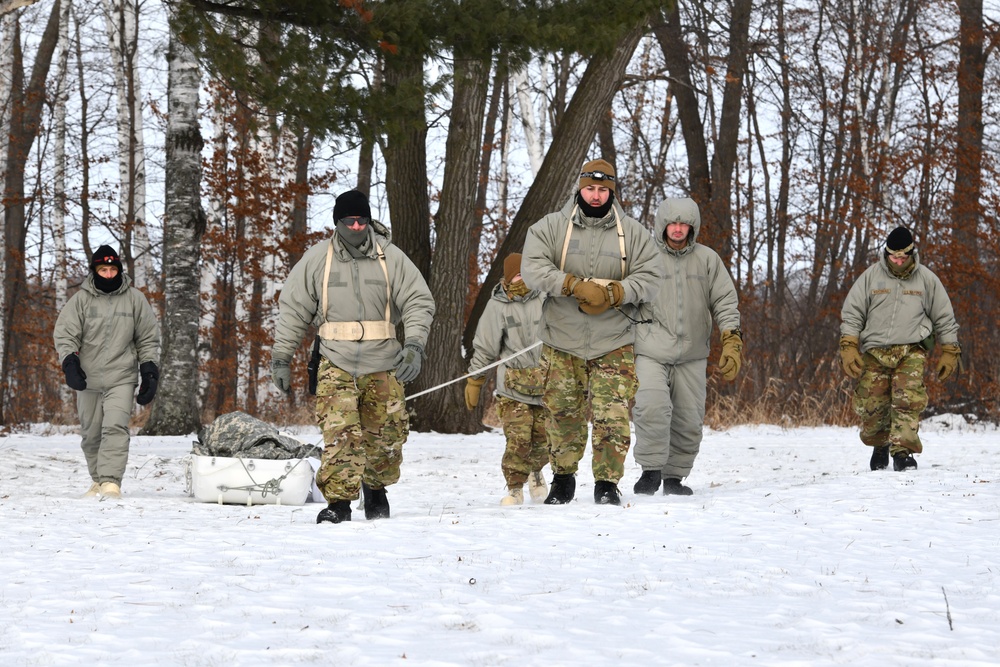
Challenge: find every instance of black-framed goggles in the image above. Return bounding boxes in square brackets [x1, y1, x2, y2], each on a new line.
[580, 170, 615, 183]
[337, 216, 370, 226]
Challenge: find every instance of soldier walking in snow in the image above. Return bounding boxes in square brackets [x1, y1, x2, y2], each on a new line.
[53, 245, 161, 500]
[839, 226, 961, 471]
[631, 198, 742, 496]
[271, 190, 435, 524]
[521, 159, 661, 505]
[465, 253, 549, 506]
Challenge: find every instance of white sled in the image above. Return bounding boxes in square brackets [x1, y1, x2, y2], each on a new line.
[186, 455, 315, 506]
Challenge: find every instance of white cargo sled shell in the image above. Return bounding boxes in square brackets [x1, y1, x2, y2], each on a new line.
[186, 454, 314, 506]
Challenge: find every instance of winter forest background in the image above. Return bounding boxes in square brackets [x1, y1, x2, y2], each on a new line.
[1, 0, 998, 434]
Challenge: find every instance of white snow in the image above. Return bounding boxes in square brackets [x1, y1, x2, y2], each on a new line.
[1, 417, 998, 666]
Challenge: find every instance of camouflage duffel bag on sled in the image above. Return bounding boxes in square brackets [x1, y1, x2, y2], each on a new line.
[186, 411, 321, 506]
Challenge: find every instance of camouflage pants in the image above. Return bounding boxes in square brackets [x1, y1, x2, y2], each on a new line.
[496, 395, 548, 488]
[541, 344, 637, 483]
[314, 359, 409, 502]
[853, 344, 927, 455]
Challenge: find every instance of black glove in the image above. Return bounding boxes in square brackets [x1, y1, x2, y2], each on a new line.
[136, 361, 159, 405]
[62, 353, 87, 391]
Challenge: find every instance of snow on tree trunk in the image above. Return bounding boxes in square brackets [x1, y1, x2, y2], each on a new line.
[103, 0, 152, 288]
[142, 22, 203, 436]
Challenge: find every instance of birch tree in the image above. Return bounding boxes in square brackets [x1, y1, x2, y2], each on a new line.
[103, 0, 153, 287]
[53, 0, 72, 406]
[0, 13, 14, 404]
[142, 17, 204, 435]
[512, 67, 543, 177]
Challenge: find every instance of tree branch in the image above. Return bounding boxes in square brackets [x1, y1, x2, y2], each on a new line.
[0, 0, 40, 18]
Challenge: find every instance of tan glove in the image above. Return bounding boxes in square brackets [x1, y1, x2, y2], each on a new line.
[465, 376, 486, 410]
[574, 281, 610, 315]
[606, 281, 624, 308]
[839, 335, 863, 379]
[561, 274, 582, 296]
[718, 329, 743, 381]
[936, 343, 961, 381]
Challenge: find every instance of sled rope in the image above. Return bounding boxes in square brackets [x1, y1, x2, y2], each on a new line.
[219, 457, 310, 498]
[404, 340, 543, 402]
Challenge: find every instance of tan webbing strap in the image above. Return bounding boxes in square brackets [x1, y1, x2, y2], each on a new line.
[559, 206, 627, 279]
[318, 241, 396, 341]
[321, 240, 334, 321]
[559, 206, 577, 273]
[318, 320, 396, 341]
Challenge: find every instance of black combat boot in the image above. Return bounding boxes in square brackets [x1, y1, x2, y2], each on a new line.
[870, 446, 890, 471]
[892, 452, 918, 471]
[316, 499, 352, 524]
[544, 473, 576, 505]
[633, 470, 662, 495]
[662, 478, 693, 496]
[362, 482, 390, 520]
[594, 480, 621, 505]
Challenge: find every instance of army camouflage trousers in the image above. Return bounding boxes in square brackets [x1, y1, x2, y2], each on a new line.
[314, 359, 409, 502]
[540, 344, 637, 484]
[852, 344, 928, 454]
[496, 395, 548, 488]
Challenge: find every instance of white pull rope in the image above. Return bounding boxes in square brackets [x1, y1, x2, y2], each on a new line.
[404, 340, 543, 402]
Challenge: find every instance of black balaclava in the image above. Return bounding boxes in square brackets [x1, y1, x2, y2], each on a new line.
[576, 189, 615, 220]
[91, 244, 124, 293]
[333, 190, 373, 250]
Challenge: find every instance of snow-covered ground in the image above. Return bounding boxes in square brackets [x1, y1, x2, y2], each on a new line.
[1, 415, 998, 666]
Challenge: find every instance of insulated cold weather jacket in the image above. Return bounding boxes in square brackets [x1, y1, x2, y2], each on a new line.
[634, 198, 740, 365]
[53, 272, 160, 391]
[521, 195, 661, 360]
[272, 221, 435, 376]
[840, 251, 959, 353]
[468, 282, 545, 406]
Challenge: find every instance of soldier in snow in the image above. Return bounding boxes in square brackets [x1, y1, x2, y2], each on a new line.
[631, 198, 742, 496]
[465, 253, 549, 506]
[53, 245, 160, 500]
[839, 226, 961, 471]
[521, 159, 661, 505]
[270, 190, 434, 524]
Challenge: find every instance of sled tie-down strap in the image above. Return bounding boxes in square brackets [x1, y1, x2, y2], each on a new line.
[318, 239, 396, 341]
[220, 457, 309, 499]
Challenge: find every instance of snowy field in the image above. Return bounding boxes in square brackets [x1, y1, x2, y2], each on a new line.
[1, 415, 998, 667]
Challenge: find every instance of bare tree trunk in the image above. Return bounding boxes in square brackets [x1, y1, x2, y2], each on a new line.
[465, 15, 652, 354]
[288, 124, 312, 267]
[654, 6, 710, 205]
[953, 0, 984, 258]
[382, 54, 431, 277]
[410, 54, 491, 434]
[470, 61, 506, 282]
[1, 1, 60, 425]
[143, 21, 204, 435]
[704, 0, 752, 263]
[948, 0, 988, 406]
[356, 61, 380, 195]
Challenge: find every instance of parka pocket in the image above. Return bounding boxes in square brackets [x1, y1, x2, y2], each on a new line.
[504, 365, 547, 396]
